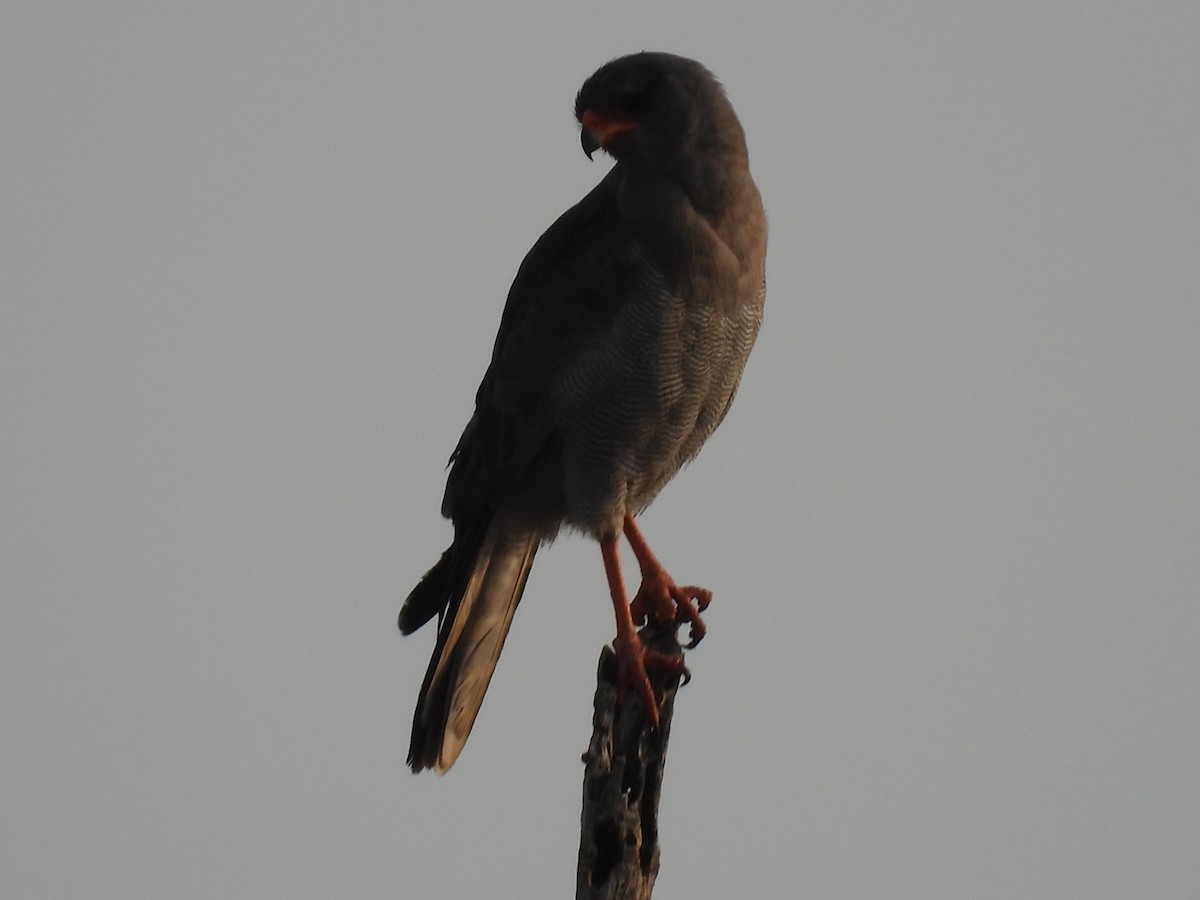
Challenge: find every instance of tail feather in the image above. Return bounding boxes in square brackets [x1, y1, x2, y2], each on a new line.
[406, 519, 538, 773]
[398, 514, 489, 635]
[398, 547, 454, 635]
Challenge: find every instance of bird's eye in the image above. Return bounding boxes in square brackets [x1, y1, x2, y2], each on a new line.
[615, 90, 644, 111]
[615, 72, 661, 111]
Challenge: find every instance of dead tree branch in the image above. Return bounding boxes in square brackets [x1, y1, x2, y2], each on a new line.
[576, 623, 686, 900]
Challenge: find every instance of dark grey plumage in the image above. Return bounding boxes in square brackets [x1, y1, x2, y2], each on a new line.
[401, 52, 767, 773]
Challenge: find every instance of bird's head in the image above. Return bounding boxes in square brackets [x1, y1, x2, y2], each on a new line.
[574, 52, 744, 167]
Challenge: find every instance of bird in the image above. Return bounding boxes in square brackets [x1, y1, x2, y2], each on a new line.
[399, 52, 767, 773]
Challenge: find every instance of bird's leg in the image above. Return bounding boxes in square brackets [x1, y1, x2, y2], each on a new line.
[601, 535, 685, 727]
[623, 514, 712, 648]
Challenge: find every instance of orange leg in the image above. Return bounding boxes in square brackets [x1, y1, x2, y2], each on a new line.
[601, 535, 685, 727]
[622, 514, 712, 648]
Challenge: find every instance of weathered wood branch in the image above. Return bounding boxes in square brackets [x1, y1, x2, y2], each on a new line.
[576, 623, 686, 900]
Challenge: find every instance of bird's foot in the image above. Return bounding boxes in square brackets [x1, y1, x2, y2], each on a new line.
[613, 629, 686, 728]
[629, 570, 712, 649]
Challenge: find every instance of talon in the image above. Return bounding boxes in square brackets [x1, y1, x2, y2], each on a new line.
[614, 634, 661, 725]
[684, 587, 712, 613]
[602, 516, 708, 727]
[623, 515, 713, 647]
[613, 636, 686, 727]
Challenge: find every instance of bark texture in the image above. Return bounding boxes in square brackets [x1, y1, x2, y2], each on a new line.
[576, 623, 686, 899]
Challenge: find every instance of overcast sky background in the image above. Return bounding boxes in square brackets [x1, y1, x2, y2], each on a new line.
[4, 2, 1198, 898]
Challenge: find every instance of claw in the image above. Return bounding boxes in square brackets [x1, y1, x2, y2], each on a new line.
[613, 634, 685, 727]
[602, 517, 710, 726]
[602, 530, 697, 726]
[624, 515, 712, 647]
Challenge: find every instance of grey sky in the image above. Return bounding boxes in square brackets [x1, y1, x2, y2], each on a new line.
[4, 2, 1198, 898]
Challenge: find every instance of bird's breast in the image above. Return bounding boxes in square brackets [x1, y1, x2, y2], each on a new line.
[552, 272, 763, 536]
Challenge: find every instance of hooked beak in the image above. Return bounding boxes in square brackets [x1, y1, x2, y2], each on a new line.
[579, 109, 639, 160]
[581, 126, 601, 159]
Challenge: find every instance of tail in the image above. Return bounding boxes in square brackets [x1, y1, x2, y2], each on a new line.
[400, 517, 539, 773]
